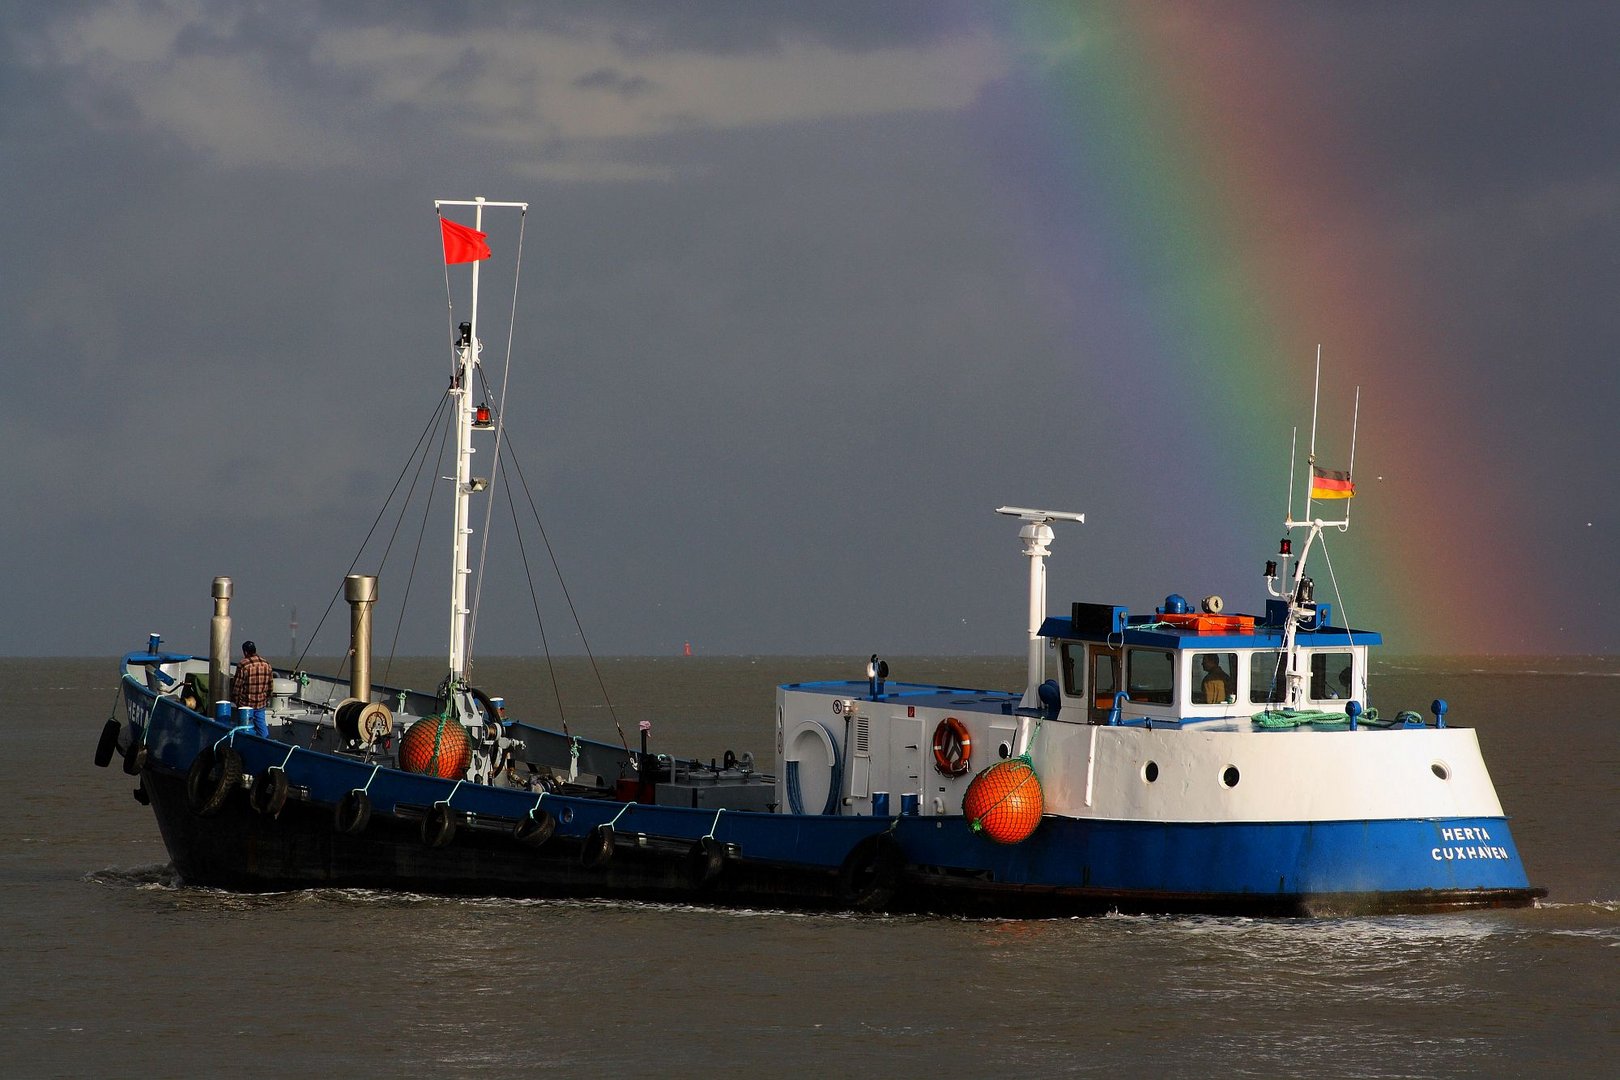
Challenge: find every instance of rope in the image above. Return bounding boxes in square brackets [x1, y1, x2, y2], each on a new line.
[1252, 708, 1351, 729]
[436, 779, 465, 807]
[424, 714, 454, 777]
[358, 763, 381, 795]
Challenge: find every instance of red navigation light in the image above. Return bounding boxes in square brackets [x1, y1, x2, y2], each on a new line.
[474, 403, 492, 426]
[1279, 538, 1292, 556]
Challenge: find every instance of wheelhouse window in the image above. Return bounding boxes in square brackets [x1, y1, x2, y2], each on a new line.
[1088, 646, 1122, 720]
[1127, 648, 1174, 705]
[1193, 652, 1237, 705]
[1309, 651, 1355, 701]
[1250, 650, 1286, 705]
[1061, 643, 1082, 698]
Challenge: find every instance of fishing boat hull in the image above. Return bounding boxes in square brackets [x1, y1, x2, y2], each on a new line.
[115, 675, 1541, 916]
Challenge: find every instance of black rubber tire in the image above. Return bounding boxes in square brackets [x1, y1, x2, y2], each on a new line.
[580, 823, 614, 868]
[186, 746, 242, 817]
[422, 804, 458, 848]
[250, 767, 289, 817]
[123, 731, 147, 776]
[513, 808, 556, 847]
[836, 833, 903, 911]
[686, 836, 726, 887]
[334, 790, 371, 836]
[95, 720, 121, 768]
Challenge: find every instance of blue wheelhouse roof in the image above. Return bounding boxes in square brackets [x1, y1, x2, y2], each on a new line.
[1038, 606, 1382, 651]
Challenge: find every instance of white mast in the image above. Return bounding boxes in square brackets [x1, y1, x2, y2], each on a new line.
[1267, 347, 1358, 709]
[996, 506, 1085, 708]
[435, 196, 526, 684]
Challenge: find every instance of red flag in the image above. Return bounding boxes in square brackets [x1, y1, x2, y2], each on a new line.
[440, 217, 491, 264]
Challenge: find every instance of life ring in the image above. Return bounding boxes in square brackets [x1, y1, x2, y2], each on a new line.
[250, 767, 289, 817]
[95, 719, 121, 768]
[580, 823, 615, 868]
[686, 836, 726, 887]
[422, 803, 458, 848]
[513, 807, 556, 847]
[837, 832, 903, 911]
[334, 790, 371, 835]
[932, 717, 973, 777]
[186, 745, 242, 816]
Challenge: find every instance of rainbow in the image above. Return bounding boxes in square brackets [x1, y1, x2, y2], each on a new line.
[971, 6, 1537, 653]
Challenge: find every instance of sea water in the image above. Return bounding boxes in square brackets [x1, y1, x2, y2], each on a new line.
[4, 656, 1614, 1078]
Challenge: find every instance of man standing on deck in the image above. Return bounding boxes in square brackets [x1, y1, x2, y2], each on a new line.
[232, 641, 272, 738]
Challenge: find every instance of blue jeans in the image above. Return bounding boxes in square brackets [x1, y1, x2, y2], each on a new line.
[247, 707, 267, 738]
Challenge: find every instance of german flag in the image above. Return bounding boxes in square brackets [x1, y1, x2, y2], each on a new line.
[1310, 465, 1355, 500]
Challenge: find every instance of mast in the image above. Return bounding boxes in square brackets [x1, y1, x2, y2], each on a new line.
[1266, 347, 1359, 710]
[996, 506, 1085, 708]
[435, 196, 526, 685]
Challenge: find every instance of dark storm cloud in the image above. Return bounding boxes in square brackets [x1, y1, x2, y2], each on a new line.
[0, 2, 1615, 658]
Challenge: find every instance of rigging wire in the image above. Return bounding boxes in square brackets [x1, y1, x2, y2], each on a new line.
[1315, 537, 1363, 699]
[498, 459, 571, 737]
[294, 391, 452, 678]
[381, 398, 454, 684]
[467, 206, 527, 675]
[499, 427, 630, 757]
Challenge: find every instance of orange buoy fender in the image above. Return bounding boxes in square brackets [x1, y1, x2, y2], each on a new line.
[931, 717, 972, 777]
[399, 716, 471, 779]
[962, 756, 1044, 844]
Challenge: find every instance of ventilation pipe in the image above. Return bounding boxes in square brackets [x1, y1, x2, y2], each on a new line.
[345, 574, 378, 703]
[209, 577, 232, 712]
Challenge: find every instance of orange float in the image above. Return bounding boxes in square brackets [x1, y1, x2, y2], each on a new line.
[962, 756, 1044, 844]
[399, 716, 471, 779]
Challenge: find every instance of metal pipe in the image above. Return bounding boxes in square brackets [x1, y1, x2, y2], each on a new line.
[345, 574, 378, 703]
[209, 577, 232, 712]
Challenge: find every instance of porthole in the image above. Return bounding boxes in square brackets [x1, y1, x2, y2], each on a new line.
[560, 806, 575, 824]
[1431, 762, 1450, 781]
[1143, 761, 1159, 783]
[998, 742, 1012, 760]
[1221, 765, 1240, 788]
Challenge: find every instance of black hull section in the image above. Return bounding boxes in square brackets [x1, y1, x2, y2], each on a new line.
[137, 766, 1544, 918]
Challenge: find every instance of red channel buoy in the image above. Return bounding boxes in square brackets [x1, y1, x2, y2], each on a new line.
[962, 757, 1044, 844]
[399, 716, 471, 779]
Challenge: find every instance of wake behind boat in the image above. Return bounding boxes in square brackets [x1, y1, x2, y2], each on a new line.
[96, 198, 1542, 916]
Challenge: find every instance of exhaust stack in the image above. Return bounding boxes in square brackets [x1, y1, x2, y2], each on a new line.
[345, 574, 378, 703]
[209, 577, 232, 712]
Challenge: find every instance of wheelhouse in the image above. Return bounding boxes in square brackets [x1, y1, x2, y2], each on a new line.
[1042, 599, 1381, 724]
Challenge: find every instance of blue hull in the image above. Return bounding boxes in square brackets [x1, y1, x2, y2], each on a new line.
[117, 680, 1542, 916]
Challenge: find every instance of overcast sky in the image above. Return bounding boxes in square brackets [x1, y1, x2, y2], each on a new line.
[3, 2, 1616, 662]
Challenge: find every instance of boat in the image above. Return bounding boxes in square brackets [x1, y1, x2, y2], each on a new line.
[96, 198, 1543, 916]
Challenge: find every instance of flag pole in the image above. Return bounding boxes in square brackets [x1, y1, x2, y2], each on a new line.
[1306, 344, 1322, 522]
[1345, 386, 1361, 529]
